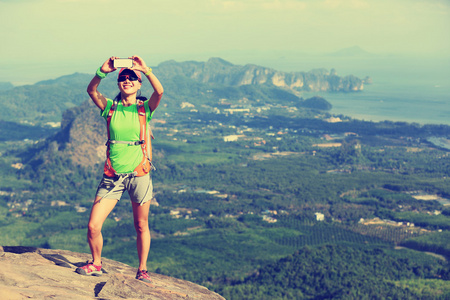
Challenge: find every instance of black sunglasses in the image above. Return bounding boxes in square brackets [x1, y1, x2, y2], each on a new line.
[118, 74, 140, 82]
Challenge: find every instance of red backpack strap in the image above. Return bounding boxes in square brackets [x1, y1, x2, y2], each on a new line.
[104, 100, 118, 177]
[136, 100, 146, 145]
[133, 100, 153, 176]
[106, 100, 118, 126]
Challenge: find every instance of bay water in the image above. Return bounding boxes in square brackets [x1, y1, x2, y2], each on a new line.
[259, 55, 450, 126]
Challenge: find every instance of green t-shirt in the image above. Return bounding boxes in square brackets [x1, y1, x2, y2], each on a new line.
[101, 98, 154, 174]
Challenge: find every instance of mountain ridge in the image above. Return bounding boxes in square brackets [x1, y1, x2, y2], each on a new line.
[155, 57, 364, 92]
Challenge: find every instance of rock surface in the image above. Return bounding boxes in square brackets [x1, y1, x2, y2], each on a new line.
[0, 246, 225, 300]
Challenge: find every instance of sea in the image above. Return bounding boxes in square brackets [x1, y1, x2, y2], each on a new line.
[253, 55, 450, 126]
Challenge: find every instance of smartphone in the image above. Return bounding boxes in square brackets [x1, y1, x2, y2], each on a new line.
[114, 58, 134, 69]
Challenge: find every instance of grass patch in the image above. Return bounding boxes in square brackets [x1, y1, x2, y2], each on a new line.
[0, 219, 41, 246]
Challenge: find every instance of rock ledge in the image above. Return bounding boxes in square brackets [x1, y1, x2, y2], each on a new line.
[0, 246, 225, 300]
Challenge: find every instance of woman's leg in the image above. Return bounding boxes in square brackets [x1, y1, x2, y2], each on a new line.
[87, 196, 118, 265]
[132, 200, 151, 271]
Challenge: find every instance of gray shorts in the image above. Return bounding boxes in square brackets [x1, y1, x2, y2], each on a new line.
[95, 173, 153, 205]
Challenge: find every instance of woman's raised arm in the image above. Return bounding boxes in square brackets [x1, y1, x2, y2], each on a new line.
[87, 57, 118, 110]
[130, 55, 164, 112]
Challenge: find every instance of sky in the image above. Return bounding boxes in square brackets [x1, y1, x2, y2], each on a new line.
[0, 0, 449, 85]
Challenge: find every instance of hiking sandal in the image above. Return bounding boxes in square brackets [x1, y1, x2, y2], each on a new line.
[136, 269, 152, 283]
[75, 261, 102, 276]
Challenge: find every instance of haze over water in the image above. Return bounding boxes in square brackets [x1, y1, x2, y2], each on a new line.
[257, 54, 450, 126]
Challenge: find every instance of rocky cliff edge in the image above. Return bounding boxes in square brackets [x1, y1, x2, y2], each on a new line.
[0, 246, 225, 300]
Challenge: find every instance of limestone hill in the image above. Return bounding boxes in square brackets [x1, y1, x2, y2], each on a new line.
[156, 57, 364, 92]
[0, 246, 225, 300]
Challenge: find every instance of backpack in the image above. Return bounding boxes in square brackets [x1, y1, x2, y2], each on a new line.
[103, 98, 154, 177]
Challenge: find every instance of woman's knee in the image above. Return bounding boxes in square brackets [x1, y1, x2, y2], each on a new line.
[88, 222, 102, 237]
[134, 219, 149, 233]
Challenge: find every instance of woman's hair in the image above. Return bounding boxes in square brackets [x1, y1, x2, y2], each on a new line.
[114, 90, 147, 101]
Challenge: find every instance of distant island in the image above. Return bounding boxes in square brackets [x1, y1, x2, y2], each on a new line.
[156, 57, 366, 92]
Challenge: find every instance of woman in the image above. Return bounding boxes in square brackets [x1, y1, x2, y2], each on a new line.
[76, 56, 163, 283]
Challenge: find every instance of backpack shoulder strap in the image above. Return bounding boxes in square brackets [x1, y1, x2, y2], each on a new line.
[104, 99, 118, 177]
[105, 99, 119, 144]
[107, 100, 118, 123]
[137, 99, 154, 171]
[136, 100, 146, 142]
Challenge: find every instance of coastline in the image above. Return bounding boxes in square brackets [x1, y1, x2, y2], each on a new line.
[304, 82, 450, 126]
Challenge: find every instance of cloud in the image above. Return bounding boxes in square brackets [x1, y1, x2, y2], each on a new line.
[321, 0, 369, 9]
[210, 0, 308, 12]
[261, 0, 307, 10]
[0, 0, 40, 2]
[55, 0, 110, 2]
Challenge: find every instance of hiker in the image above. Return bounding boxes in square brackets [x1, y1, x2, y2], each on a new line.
[76, 56, 163, 283]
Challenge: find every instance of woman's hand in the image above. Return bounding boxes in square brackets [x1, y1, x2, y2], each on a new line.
[130, 55, 163, 112]
[130, 55, 150, 74]
[100, 56, 119, 73]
